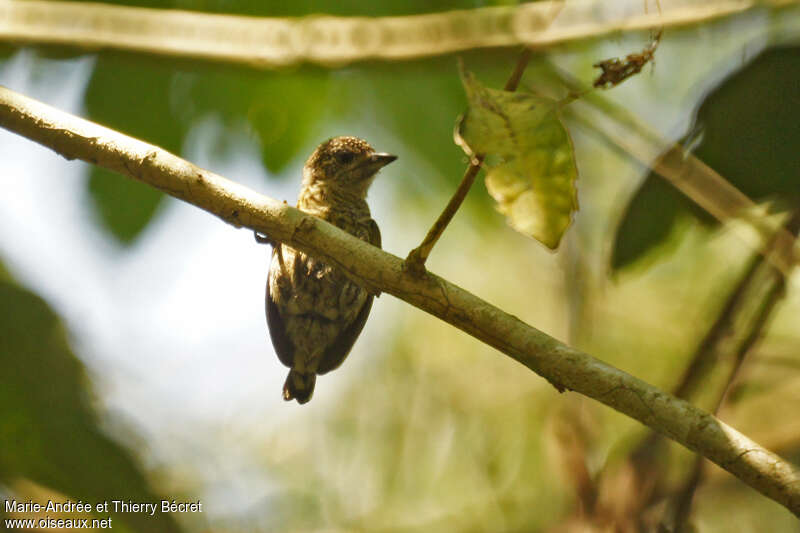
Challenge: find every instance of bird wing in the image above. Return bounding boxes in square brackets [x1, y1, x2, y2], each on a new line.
[368, 218, 381, 249]
[268, 220, 381, 375]
[316, 295, 373, 375]
[367, 218, 382, 297]
[318, 219, 381, 374]
[266, 246, 295, 368]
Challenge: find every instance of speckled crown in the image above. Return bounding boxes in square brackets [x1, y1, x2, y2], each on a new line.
[306, 136, 374, 168]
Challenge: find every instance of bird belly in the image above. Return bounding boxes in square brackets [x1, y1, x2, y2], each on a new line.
[268, 247, 368, 373]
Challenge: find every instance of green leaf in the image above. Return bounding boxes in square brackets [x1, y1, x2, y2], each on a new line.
[84, 55, 184, 244]
[456, 69, 578, 249]
[0, 281, 183, 532]
[347, 58, 471, 191]
[611, 46, 800, 271]
[173, 65, 330, 174]
[87, 168, 165, 244]
[251, 70, 331, 173]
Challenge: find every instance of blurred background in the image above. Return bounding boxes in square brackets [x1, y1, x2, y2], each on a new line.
[1, 1, 799, 531]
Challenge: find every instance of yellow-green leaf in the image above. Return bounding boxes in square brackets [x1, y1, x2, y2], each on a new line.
[456, 69, 578, 249]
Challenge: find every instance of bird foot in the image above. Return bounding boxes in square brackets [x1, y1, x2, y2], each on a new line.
[254, 232, 275, 246]
[402, 247, 428, 277]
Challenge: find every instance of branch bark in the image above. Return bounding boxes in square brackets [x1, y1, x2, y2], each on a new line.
[1, 85, 799, 516]
[0, 0, 792, 68]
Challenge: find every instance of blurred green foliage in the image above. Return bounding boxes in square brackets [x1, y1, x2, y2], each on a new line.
[260, 256, 572, 531]
[63, 0, 517, 243]
[84, 55, 187, 243]
[0, 278, 183, 532]
[1, 3, 800, 532]
[80, 46, 515, 243]
[612, 46, 800, 270]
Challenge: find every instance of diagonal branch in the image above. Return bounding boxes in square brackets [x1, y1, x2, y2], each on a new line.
[1, 84, 799, 516]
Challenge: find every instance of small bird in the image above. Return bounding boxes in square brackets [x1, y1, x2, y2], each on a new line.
[265, 136, 396, 404]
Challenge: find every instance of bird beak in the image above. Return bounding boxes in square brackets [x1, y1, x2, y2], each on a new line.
[367, 152, 397, 170]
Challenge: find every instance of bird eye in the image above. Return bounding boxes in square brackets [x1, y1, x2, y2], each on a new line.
[334, 151, 355, 165]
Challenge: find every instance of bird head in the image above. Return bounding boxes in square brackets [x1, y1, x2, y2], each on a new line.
[302, 136, 396, 198]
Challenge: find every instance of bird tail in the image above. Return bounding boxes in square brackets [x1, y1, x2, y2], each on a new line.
[283, 370, 316, 404]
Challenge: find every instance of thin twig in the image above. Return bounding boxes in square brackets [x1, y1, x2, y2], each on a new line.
[669, 454, 706, 533]
[668, 281, 787, 531]
[544, 62, 798, 277]
[592, 29, 661, 89]
[666, 207, 800, 532]
[543, 58, 800, 520]
[625, 248, 763, 506]
[672, 254, 762, 400]
[2, 84, 800, 516]
[627, 208, 800, 515]
[404, 48, 532, 275]
[504, 48, 534, 91]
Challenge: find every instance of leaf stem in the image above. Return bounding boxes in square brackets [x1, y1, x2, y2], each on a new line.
[404, 47, 532, 275]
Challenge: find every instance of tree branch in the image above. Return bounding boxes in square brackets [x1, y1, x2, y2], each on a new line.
[0, 0, 792, 68]
[1, 84, 799, 516]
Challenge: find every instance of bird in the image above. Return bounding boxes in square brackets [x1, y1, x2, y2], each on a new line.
[265, 136, 396, 404]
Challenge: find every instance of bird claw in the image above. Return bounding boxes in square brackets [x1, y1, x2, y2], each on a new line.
[254, 232, 275, 246]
